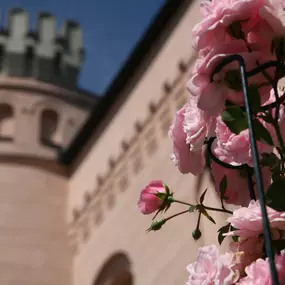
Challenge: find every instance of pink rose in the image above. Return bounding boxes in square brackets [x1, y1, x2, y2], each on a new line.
[138, 180, 166, 215]
[237, 252, 285, 285]
[226, 200, 285, 238]
[193, 0, 273, 52]
[169, 106, 205, 175]
[213, 116, 273, 166]
[186, 245, 235, 285]
[211, 162, 253, 207]
[264, 88, 285, 146]
[230, 236, 264, 276]
[211, 160, 272, 206]
[183, 95, 216, 151]
[259, 0, 285, 36]
[187, 40, 272, 116]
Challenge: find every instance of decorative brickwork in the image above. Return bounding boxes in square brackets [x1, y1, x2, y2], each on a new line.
[68, 56, 196, 252]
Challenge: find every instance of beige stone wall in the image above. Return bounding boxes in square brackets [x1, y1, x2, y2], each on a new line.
[68, 0, 202, 215]
[0, 163, 71, 285]
[69, 71, 229, 285]
[0, 76, 94, 284]
[68, 2, 233, 284]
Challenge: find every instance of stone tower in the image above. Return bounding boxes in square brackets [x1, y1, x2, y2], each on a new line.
[0, 8, 97, 285]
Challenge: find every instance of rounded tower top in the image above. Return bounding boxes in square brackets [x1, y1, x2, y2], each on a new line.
[0, 8, 84, 90]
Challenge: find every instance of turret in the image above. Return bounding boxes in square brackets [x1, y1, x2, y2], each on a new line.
[0, 8, 98, 166]
[0, 8, 84, 89]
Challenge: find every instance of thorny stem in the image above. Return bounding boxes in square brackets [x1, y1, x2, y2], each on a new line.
[164, 210, 189, 222]
[203, 205, 233, 215]
[170, 198, 233, 214]
[168, 198, 192, 207]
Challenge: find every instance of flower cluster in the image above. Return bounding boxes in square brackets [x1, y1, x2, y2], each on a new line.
[137, 0, 285, 284]
[169, 0, 285, 206]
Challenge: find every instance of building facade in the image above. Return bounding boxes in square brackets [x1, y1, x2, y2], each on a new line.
[0, 1, 229, 285]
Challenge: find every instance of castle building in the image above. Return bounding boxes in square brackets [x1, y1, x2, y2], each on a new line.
[0, 1, 228, 285]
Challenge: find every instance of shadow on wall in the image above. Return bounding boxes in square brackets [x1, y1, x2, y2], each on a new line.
[93, 252, 133, 285]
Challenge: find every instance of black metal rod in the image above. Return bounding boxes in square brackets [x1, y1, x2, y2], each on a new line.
[212, 55, 279, 285]
[246, 166, 256, 201]
[237, 55, 278, 285]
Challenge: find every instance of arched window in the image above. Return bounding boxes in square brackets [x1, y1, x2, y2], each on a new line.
[0, 104, 14, 141]
[93, 252, 133, 285]
[40, 108, 61, 148]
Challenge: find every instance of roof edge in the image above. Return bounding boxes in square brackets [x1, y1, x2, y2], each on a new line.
[58, 0, 192, 166]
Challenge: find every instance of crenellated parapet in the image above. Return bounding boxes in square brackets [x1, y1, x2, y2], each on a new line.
[0, 8, 84, 90]
[68, 54, 197, 254]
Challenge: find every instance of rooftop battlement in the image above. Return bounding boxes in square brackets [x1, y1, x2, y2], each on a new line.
[0, 8, 84, 90]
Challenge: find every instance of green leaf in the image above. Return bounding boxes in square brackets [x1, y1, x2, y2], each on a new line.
[188, 205, 196, 213]
[201, 209, 216, 224]
[253, 119, 274, 146]
[222, 106, 248, 134]
[219, 175, 228, 201]
[248, 84, 261, 113]
[155, 192, 167, 200]
[218, 223, 231, 245]
[199, 189, 208, 204]
[163, 183, 170, 195]
[265, 178, 285, 211]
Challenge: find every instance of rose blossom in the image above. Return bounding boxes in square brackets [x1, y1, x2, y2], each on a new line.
[211, 160, 272, 206]
[183, 95, 216, 151]
[230, 236, 264, 276]
[169, 106, 205, 175]
[193, 0, 274, 52]
[186, 244, 236, 285]
[187, 40, 272, 116]
[226, 200, 285, 238]
[137, 180, 166, 215]
[237, 251, 285, 285]
[213, 116, 273, 166]
[211, 162, 252, 206]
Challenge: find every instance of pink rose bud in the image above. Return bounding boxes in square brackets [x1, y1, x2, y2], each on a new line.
[138, 180, 167, 215]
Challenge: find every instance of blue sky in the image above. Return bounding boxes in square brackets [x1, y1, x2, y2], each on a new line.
[0, 0, 166, 95]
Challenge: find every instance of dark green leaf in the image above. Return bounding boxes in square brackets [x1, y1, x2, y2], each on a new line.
[253, 119, 274, 146]
[219, 175, 228, 201]
[232, 235, 239, 242]
[222, 106, 248, 134]
[218, 223, 231, 245]
[248, 84, 261, 113]
[199, 189, 208, 204]
[238, 167, 250, 179]
[265, 179, 285, 211]
[261, 153, 279, 167]
[201, 209, 216, 224]
[272, 239, 285, 253]
[272, 167, 282, 182]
